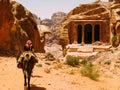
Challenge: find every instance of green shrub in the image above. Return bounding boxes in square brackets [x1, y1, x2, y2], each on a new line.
[110, 50, 114, 53]
[45, 62, 51, 65]
[80, 64, 99, 80]
[46, 52, 55, 61]
[104, 61, 111, 65]
[89, 71, 100, 80]
[80, 64, 93, 76]
[36, 63, 42, 67]
[80, 59, 88, 65]
[66, 56, 79, 67]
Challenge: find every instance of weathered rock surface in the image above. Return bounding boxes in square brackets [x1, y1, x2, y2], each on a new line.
[41, 18, 53, 27]
[0, 0, 46, 55]
[59, 1, 120, 49]
[41, 12, 66, 45]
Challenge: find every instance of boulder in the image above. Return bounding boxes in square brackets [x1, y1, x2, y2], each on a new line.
[0, 0, 46, 55]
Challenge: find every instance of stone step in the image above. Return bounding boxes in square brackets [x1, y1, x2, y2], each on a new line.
[65, 44, 112, 59]
[65, 52, 98, 59]
[66, 44, 112, 53]
[77, 46, 93, 53]
[93, 45, 112, 52]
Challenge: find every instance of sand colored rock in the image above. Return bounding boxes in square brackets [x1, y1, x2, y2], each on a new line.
[59, 1, 120, 49]
[0, 0, 50, 55]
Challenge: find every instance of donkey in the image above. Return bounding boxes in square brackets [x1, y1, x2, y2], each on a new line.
[17, 52, 38, 90]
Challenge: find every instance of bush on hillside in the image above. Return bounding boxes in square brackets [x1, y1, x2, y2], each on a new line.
[66, 55, 79, 67]
[80, 64, 99, 80]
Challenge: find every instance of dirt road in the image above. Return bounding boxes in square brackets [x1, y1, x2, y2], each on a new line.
[0, 56, 120, 90]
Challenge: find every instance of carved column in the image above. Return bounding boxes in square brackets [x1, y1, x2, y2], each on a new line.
[81, 24, 84, 45]
[73, 23, 77, 44]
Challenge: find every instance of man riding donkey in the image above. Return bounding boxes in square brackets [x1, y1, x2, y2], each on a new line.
[17, 39, 38, 69]
[17, 39, 38, 90]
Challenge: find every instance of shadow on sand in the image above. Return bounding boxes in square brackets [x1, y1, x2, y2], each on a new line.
[31, 84, 46, 90]
[31, 75, 42, 78]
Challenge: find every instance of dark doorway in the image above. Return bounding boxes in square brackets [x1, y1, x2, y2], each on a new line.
[84, 24, 92, 44]
[77, 25, 82, 43]
[94, 24, 100, 42]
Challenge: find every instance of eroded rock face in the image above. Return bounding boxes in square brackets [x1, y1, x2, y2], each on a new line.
[59, 1, 120, 49]
[0, 0, 45, 55]
[0, 0, 14, 54]
[59, 2, 111, 49]
[41, 12, 66, 45]
[51, 12, 66, 25]
[41, 19, 53, 27]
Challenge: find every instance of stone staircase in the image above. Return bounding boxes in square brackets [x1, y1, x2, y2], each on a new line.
[65, 44, 112, 59]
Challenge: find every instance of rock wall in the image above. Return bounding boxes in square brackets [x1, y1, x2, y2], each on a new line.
[110, 2, 120, 47]
[0, 0, 45, 55]
[0, 0, 15, 54]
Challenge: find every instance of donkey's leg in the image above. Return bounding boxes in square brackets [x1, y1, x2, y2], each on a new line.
[24, 71, 27, 86]
[28, 74, 31, 90]
[28, 68, 33, 90]
[24, 71, 28, 90]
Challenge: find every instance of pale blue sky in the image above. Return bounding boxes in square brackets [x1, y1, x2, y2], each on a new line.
[15, 0, 108, 19]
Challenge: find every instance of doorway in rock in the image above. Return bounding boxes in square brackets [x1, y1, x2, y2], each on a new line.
[94, 24, 100, 42]
[77, 25, 82, 43]
[84, 24, 92, 44]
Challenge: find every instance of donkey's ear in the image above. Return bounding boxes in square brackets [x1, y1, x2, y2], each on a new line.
[31, 56, 38, 63]
[31, 56, 35, 60]
[22, 57, 24, 60]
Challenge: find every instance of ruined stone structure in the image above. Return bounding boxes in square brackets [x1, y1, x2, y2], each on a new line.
[59, 1, 120, 48]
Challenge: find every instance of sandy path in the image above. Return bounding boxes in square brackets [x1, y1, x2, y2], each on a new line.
[0, 56, 120, 90]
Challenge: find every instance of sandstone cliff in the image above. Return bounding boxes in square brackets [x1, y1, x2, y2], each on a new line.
[41, 12, 66, 45]
[0, 0, 46, 55]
